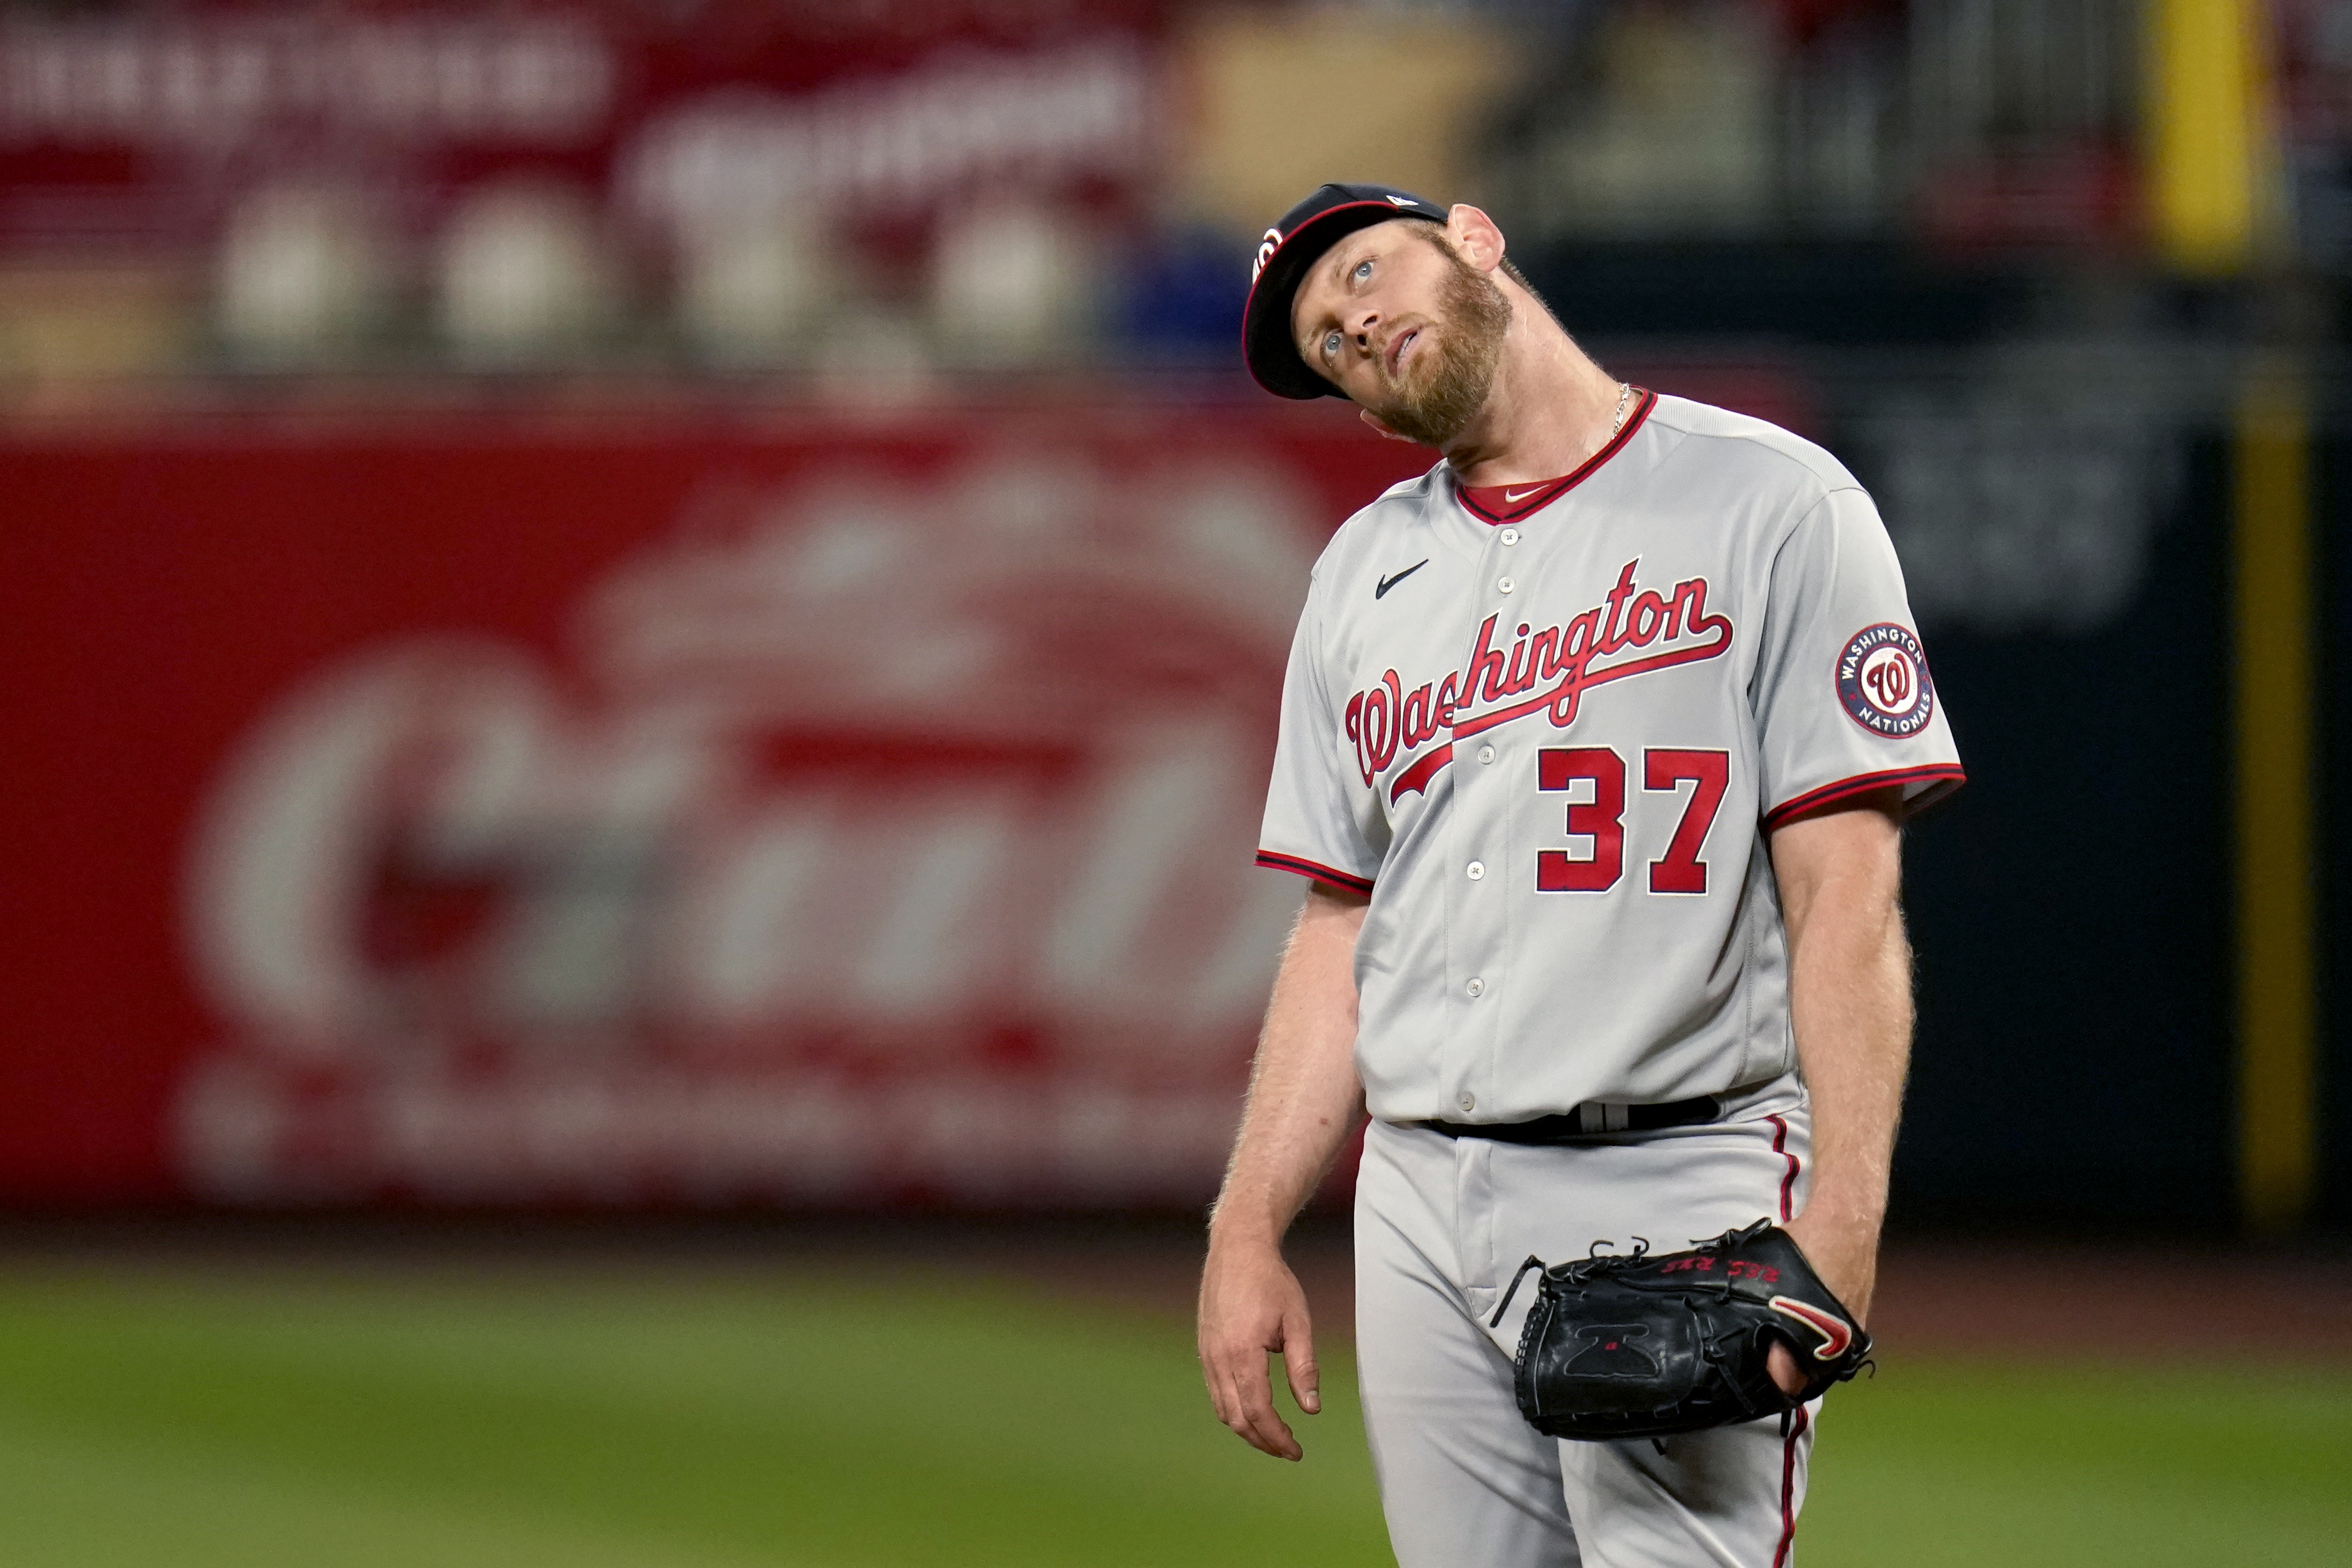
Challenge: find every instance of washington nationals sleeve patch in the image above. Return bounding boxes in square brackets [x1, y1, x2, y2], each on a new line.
[1835, 623, 1935, 738]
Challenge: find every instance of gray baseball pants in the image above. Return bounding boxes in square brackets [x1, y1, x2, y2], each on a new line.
[1353, 1110, 1821, 1568]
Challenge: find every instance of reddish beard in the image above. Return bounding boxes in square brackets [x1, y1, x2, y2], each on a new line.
[1369, 241, 1513, 448]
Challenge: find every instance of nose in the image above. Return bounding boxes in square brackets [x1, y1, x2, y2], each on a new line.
[1351, 310, 1380, 353]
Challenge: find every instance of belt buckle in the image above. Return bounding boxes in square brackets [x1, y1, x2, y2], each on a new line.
[1574, 1102, 1633, 1134]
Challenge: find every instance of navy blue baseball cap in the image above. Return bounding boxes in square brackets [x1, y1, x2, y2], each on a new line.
[1242, 182, 1451, 400]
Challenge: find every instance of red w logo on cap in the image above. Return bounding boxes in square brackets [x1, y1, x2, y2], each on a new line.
[1252, 227, 1282, 284]
[1768, 1297, 1853, 1360]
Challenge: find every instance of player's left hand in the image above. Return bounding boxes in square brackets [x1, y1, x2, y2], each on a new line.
[1767, 1209, 1877, 1399]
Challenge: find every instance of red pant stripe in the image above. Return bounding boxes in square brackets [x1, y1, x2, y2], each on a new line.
[1773, 1403, 1810, 1567]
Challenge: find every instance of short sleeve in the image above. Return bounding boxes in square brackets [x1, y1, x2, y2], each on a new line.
[1753, 487, 1966, 828]
[1255, 577, 1385, 893]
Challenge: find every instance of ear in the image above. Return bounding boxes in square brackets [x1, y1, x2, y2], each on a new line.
[1359, 408, 1420, 443]
[1445, 204, 1507, 277]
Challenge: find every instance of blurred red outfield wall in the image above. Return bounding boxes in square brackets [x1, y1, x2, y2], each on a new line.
[0, 403, 1428, 1207]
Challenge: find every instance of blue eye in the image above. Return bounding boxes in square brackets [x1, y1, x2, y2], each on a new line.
[1323, 330, 1343, 360]
[1353, 259, 1374, 281]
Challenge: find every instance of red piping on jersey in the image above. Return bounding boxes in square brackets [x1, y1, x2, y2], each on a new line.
[1767, 1114, 1798, 1222]
[1762, 764, 1967, 830]
[1773, 1403, 1809, 1567]
[1455, 388, 1656, 524]
[1254, 850, 1376, 895]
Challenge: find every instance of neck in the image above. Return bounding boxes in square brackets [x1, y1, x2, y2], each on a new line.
[1440, 286, 1624, 486]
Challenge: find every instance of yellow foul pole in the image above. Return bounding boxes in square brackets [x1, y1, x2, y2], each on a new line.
[2146, 0, 2267, 273]
[2151, 0, 2317, 1229]
[2232, 371, 2317, 1233]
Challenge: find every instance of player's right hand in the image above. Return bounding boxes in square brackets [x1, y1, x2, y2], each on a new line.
[1197, 1237, 1319, 1460]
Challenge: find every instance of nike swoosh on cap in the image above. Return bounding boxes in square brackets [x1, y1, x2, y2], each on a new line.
[1386, 194, 1416, 206]
[1376, 560, 1429, 599]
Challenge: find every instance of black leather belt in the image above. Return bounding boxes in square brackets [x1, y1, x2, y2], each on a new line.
[1409, 1095, 1721, 1142]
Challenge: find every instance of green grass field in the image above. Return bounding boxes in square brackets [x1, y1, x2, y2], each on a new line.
[0, 1261, 2342, 1567]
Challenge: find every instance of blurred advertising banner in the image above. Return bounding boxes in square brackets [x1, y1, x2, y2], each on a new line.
[0, 1, 1162, 252]
[0, 402, 1425, 1207]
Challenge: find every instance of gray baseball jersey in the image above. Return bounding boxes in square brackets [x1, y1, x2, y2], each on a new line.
[1256, 390, 1964, 1124]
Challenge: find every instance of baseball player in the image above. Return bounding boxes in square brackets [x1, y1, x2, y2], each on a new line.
[1197, 184, 1964, 1567]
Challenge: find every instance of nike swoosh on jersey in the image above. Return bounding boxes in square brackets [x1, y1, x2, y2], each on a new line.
[1503, 485, 1548, 503]
[1375, 560, 1430, 599]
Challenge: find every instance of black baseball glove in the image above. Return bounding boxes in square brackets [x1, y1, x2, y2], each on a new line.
[1488, 1218, 1872, 1441]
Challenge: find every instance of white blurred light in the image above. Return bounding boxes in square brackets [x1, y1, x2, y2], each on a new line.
[215, 186, 387, 362]
[927, 199, 1097, 366]
[673, 212, 830, 366]
[434, 182, 615, 365]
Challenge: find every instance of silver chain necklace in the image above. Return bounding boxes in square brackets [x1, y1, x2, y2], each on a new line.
[1609, 381, 1633, 438]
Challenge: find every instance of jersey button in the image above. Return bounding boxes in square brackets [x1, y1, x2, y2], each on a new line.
[1497, 576, 1516, 593]
[1476, 744, 1495, 765]
[1498, 527, 1520, 546]
[1465, 977, 1484, 998]
[1466, 861, 1484, 880]
[1458, 1092, 1477, 1113]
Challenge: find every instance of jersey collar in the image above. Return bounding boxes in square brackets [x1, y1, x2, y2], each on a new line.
[1456, 387, 1656, 525]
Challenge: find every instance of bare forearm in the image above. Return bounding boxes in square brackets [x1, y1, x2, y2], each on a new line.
[1788, 874, 1909, 1229]
[1771, 800, 1910, 1315]
[1209, 884, 1368, 1248]
[1197, 883, 1365, 1459]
